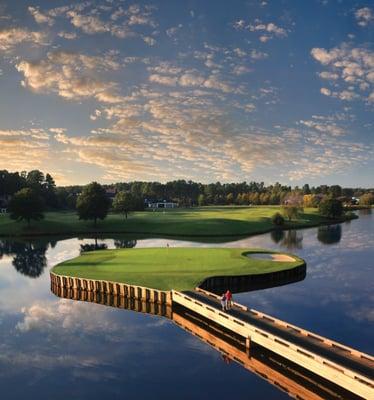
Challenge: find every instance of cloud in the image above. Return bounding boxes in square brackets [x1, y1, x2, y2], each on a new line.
[57, 31, 78, 40]
[250, 49, 268, 60]
[142, 36, 156, 46]
[166, 24, 183, 38]
[318, 71, 339, 80]
[0, 27, 48, 52]
[148, 66, 238, 93]
[0, 129, 51, 170]
[62, 3, 157, 42]
[311, 45, 374, 103]
[28, 6, 54, 26]
[232, 65, 251, 75]
[49, 88, 372, 183]
[233, 19, 288, 41]
[355, 7, 374, 27]
[149, 74, 178, 86]
[299, 119, 346, 136]
[67, 11, 109, 34]
[16, 51, 123, 103]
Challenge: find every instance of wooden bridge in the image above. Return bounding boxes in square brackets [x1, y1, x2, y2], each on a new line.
[172, 289, 374, 399]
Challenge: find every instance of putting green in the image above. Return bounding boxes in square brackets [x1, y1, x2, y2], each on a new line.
[52, 247, 305, 291]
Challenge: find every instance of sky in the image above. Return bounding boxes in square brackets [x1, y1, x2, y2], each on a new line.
[0, 0, 373, 187]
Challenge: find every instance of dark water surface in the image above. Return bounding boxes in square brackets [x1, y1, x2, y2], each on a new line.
[0, 211, 372, 399]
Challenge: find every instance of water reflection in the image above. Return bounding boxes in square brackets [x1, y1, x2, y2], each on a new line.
[114, 239, 137, 248]
[270, 229, 284, 244]
[359, 208, 372, 216]
[317, 225, 342, 245]
[280, 230, 303, 250]
[79, 237, 108, 253]
[49, 284, 364, 400]
[0, 213, 372, 400]
[0, 239, 52, 278]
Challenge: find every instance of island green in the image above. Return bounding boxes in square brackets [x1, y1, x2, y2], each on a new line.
[52, 247, 305, 291]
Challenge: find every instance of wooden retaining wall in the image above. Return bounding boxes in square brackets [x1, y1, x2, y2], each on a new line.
[198, 263, 306, 294]
[51, 283, 172, 318]
[50, 272, 172, 305]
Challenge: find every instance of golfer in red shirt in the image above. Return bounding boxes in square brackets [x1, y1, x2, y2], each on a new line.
[225, 290, 232, 310]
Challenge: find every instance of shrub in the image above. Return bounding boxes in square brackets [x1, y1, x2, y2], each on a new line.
[318, 198, 343, 219]
[272, 212, 285, 226]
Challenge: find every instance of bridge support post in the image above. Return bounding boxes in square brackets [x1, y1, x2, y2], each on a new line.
[246, 336, 251, 356]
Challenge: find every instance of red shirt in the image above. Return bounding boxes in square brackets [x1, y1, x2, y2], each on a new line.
[226, 291, 232, 300]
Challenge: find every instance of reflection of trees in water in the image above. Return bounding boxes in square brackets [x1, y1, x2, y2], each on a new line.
[114, 239, 137, 249]
[317, 225, 342, 245]
[280, 230, 303, 250]
[270, 230, 285, 244]
[80, 243, 108, 253]
[0, 240, 48, 278]
[359, 208, 372, 216]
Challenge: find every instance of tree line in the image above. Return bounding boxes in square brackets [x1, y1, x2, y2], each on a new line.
[1, 169, 373, 226]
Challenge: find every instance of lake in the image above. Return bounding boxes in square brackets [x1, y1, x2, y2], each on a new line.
[0, 210, 372, 399]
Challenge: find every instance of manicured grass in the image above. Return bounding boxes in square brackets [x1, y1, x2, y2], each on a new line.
[52, 247, 305, 291]
[0, 206, 352, 238]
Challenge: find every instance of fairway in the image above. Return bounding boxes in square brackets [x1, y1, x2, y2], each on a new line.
[52, 247, 305, 291]
[0, 206, 351, 238]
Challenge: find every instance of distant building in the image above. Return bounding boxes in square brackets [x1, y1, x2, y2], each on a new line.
[0, 194, 11, 213]
[145, 199, 178, 209]
[105, 187, 117, 200]
[351, 196, 359, 205]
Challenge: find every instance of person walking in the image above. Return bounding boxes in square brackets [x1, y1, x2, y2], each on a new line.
[225, 290, 232, 310]
[220, 292, 227, 311]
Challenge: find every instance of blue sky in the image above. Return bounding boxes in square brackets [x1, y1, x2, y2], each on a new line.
[0, 0, 373, 186]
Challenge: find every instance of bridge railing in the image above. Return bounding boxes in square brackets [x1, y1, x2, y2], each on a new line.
[173, 289, 374, 399]
[195, 287, 374, 363]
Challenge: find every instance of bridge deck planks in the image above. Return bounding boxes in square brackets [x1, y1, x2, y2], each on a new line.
[182, 290, 374, 380]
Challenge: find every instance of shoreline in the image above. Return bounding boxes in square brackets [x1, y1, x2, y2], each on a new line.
[0, 214, 358, 240]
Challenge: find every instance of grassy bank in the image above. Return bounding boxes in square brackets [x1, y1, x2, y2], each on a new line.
[0, 206, 356, 238]
[52, 247, 305, 291]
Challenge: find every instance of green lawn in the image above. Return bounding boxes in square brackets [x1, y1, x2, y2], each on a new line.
[0, 206, 353, 239]
[52, 247, 305, 291]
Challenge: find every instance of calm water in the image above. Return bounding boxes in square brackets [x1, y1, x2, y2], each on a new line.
[0, 210, 372, 399]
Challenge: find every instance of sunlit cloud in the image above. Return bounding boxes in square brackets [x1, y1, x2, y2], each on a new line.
[0, 0, 372, 185]
[355, 7, 374, 27]
[311, 44, 374, 103]
[0, 27, 48, 52]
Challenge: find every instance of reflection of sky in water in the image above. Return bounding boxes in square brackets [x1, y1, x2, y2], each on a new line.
[0, 212, 372, 399]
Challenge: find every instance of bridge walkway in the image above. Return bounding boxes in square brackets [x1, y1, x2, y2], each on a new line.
[182, 289, 374, 382]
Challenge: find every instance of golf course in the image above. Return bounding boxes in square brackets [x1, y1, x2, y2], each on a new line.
[0, 206, 354, 238]
[52, 247, 305, 291]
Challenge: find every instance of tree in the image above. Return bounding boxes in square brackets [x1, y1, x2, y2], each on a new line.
[318, 198, 343, 218]
[112, 191, 138, 219]
[359, 193, 374, 206]
[271, 212, 285, 226]
[282, 193, 304, 221]
[197, 194, 206, 206]
[303, 194, 318, 208]
[226, 193, 234, 204]
[329, 185, 342, 198]
[76, 182, 110, 226]
[26, 170, 44, 191]
[302, 184, 311, 195]
[282, 206, 301, 221]
[8, 188, 45, 226]
[42, 173, 58, 208]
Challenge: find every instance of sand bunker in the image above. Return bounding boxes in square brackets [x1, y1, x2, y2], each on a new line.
[247, 253, 296, 262]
